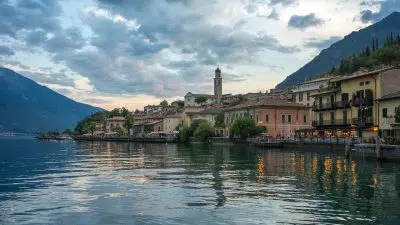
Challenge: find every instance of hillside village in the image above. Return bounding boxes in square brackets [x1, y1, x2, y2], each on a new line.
[76, 62, 400, 143]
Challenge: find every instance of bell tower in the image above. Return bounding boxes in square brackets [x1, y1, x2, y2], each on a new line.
[214, 67, 222, 104]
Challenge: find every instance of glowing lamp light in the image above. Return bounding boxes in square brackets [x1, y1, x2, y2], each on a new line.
[373, 126, 379, 132]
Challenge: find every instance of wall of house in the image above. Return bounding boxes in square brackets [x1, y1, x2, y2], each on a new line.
[378, 98, 400, 130]
[224, 107, 311, 138]
[186, 114, 216, 127]
[184, 95, 214, 106]
[163, 117, 183, 132]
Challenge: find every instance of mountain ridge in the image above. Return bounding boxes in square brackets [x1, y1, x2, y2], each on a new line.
[0, 67, 103, 133]
[277, 11, 400, 88]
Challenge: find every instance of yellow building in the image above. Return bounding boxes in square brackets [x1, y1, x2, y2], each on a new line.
[377, 91, 400, 139]
[311, 67, 400, 137]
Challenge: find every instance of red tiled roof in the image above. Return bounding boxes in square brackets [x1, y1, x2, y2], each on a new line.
[224, 99, 309, 111]
[377, 91, 400, 101]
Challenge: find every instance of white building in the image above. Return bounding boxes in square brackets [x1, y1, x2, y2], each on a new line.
[291, 77, 330, 107]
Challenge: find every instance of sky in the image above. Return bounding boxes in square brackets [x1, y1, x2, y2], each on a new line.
[0, 0, 399, 110]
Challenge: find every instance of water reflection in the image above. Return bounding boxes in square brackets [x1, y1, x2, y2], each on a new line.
[1, 139, 400, 224]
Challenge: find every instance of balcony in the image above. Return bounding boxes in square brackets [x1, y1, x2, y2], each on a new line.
[312, 119, 352, 127]
[312, 102, 335, 111]
[335, 100, 351, 109]
[351, 98, 373, 107]
[351, 117, 373, 127]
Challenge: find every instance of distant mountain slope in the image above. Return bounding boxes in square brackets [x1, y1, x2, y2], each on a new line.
[0, 67, 103, 133]
[277, 12, 400, 88]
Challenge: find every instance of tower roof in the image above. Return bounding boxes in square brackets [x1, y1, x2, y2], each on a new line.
[215, 67, 221, 73]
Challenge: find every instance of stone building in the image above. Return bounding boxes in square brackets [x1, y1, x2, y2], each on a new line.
[224, 99, 311, 138]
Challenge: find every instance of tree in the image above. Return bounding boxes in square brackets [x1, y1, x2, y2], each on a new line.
[121, 107, 130, 117]
[160, 100, 169, 107]
[123, 114, 134, 135]
[194, 122, 215, 141]
[214, 113, 225, 128]
[109, 108, 121, 117]
[171, 100, 184, 108]
[229, 117, 258, 139]
[63, 129, 72, 135]
[113, 126, 126, 136]
[84, 122, 96, 136]
[195, 96, 209, 105]
[178, 126, 191, 143]
[365, 46, 371, 57]
[190, 119, 207, 135]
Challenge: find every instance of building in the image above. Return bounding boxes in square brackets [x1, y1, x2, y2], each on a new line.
[144, 105, 163, 114]
[184, 67, 225, 106]
[184, 93, 215, 107]
[133, 114, 164, 133]
[163, 113, 183, 132]
[223, 99, 311, 138]
[185, 107, 223, 127]
[292, 77, 330, 107]
[311, 66, 400, 137]
[377, 91, 400, 139]
[105, 116, 125, 132]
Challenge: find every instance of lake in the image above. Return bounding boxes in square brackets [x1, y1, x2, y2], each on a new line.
[1, 137, 400, 224]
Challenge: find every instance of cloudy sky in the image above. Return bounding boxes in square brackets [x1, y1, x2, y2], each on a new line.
[0, 0, 399, 110]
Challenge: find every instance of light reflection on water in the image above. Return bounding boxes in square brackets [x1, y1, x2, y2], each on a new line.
[0, 138, 400, 224]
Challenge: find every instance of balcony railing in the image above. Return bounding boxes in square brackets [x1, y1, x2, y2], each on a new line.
[312, 102, 335, 111]
[335, 100, 351, 109]
[351, 117, 373, 126]
[351, 98, 373, 107]
[312, 119, 352, 127]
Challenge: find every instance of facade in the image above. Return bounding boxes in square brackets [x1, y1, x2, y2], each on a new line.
[224, 99, 311, 138]
[133, 115, 164, 133]
[184, 92, 215, 107]
[292, 77, 330, 107]
[163, 114, 183, 132]
[144, 105, 163, 114]
[311, 67, 400, 137]
[105, 117, 125, 132]
[184, 107, 222, 127]
[377, 91, 400, 139]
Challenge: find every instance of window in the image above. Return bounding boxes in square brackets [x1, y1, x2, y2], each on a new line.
[366, 81, 370, 85]
[288, 115, 292, 123]
[256, 115, 259, 122]
[303, 115, 307, 123]
[282, 115, 286, 123]
[307, 92, 310, 101]
[265, 114, 269, 122]
[299, 93, 303, 102]
[382, 108, 388, 118]
[360, 82, 364, 86]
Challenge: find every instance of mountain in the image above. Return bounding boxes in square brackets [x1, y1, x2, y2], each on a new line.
[0, 67, 103, 133]
[277, 12, 400, 89]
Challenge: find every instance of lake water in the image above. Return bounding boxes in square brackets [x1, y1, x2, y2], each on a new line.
[1, 137, 400, 225]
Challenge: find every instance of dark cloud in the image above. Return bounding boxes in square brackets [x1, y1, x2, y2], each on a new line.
[0, 45, 14, 56]
[303, 36, 342, 49]
[0, 0, 62, 38]
[359, 0, 400, 23]
[43, 27, 86, 53]
[269, 0, 297, 6]
[288, 13, 324, 30]
[24, 30, 48, 46]
[267, 8, 279, 20]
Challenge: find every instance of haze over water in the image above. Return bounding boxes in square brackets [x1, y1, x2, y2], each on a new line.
[1, 137, 400, 225]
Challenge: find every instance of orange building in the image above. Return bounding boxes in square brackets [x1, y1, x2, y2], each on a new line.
[224, 99, 312, 138]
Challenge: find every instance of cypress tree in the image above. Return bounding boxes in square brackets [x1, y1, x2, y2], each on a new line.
[376, 38, 379, 49]
[372, 38, 376, 51]
[365, 46, 371, 57]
